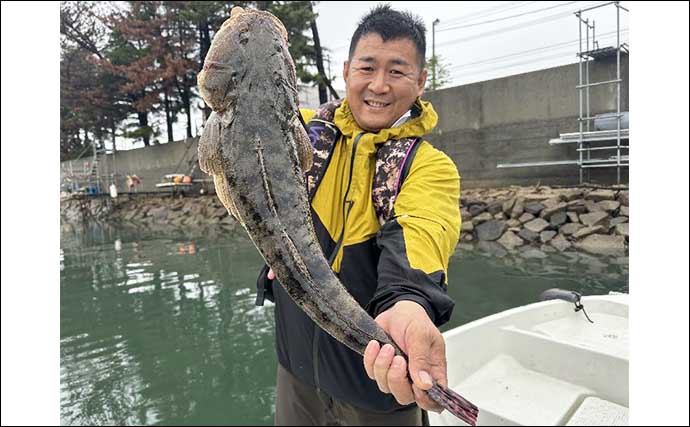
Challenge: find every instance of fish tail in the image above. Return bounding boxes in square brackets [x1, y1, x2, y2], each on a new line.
[426, 382, 479, 426]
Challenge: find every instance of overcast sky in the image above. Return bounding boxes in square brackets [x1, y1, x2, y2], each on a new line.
[315, 1, 629, 90]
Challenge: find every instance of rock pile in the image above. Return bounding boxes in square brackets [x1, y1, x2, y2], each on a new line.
[61, 194, 236, 231]
[61, 185, 630, 257]
[460, 185, 629, 256]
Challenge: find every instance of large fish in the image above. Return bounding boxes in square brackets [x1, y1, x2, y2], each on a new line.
[197, 7, 477, 425]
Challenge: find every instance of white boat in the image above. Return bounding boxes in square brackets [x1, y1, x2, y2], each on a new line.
[430, 291, 628, 426]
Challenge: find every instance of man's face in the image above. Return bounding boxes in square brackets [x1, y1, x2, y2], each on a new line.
[344, 33, 427, 132]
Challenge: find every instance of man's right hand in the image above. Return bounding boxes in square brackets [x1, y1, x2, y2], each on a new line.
[268, 268, 275, 280]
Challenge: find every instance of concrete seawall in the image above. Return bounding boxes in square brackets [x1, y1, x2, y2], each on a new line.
[60, 137, 205, 194]
[424, 54, 628, 188]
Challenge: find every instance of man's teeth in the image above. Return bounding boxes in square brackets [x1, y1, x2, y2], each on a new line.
[366, 101, 389, 107]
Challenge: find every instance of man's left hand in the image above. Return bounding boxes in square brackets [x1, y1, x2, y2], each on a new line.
[363, 300, 447, 412]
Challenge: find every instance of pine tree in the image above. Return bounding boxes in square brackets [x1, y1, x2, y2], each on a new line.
[426, 54, 452, 91]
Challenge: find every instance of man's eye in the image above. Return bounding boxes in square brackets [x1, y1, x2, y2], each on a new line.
[390, 69, 404, 75]
[360, 67, 374, 72]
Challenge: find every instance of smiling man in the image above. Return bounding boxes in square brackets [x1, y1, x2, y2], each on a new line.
[256, 4, 462, 426]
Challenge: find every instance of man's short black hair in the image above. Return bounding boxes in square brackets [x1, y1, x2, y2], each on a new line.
[349, 4, 427, 70]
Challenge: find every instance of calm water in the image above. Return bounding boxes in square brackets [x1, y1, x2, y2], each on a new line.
[60, 223, 628, 425]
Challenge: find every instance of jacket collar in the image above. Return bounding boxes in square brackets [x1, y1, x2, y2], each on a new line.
[333, 98, 438, 144]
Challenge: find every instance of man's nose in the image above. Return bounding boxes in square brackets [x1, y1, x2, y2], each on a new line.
[368, 70, 390, 94]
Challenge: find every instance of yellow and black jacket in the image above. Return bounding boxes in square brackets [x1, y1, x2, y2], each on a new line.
[262, 98, 461, 413]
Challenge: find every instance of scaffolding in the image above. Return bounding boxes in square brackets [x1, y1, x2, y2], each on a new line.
[61, 138, 123, 195]
[497, 1, 629, 184]
[575, 1, 629, 184]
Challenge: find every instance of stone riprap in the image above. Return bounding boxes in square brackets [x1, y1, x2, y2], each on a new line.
[60, 194, 237, 234]
[61, 185, 630, 257]
[459, 185, 629, 256]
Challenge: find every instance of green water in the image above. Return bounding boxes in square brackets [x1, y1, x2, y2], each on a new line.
[60, 223, 628, 425]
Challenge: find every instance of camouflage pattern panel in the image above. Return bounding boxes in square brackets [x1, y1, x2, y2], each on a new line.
[304, 100, 342, 200]
[312, 99, 342, 123]
[303, 98, 421, 225]
[372, 137, 420, 225]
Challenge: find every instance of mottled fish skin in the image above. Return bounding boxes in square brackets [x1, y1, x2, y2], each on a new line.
[196, 8, 478, 424]
[197, 7, 397, 356]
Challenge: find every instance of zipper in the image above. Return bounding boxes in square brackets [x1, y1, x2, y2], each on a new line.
[327, 200, 354, 265]
[314, 132, 364, 390]
[327, 132, 364, 266]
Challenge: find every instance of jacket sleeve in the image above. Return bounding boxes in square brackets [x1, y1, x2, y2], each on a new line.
[367, 143, 461, 326]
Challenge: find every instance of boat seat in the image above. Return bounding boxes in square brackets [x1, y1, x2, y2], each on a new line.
[531, 312, 628, 360]
[566, 397, 628, 426]
[454, 354, 591, 426]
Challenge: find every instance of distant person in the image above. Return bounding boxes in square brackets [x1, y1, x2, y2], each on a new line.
[127, 174, 141, 192]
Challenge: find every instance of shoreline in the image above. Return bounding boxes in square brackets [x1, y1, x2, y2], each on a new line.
[60, 184, 629, 258]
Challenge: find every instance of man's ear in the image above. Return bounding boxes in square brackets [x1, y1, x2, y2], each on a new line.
[417, 68, 428, 97]
[343, 60, 350, 83]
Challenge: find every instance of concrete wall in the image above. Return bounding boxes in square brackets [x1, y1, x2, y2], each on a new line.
[424, 54, 628, 188]
[61, 54, 628, 193]
[60, 137, 208, 194]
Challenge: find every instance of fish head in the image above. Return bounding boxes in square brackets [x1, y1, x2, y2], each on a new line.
[197, 7, 293, 113]
[198, 7, 304, 175]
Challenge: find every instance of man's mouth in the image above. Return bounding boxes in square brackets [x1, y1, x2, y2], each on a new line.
[364, 100, 391, 109]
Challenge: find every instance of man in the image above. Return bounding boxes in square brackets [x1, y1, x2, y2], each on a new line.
[258, 5, 461, 425]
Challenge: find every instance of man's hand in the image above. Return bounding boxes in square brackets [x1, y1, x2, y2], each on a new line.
[363, 300, 447, 412]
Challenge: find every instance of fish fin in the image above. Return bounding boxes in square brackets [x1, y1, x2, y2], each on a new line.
[213, 174, 241, 222]
[198, 112, 224, 175]
[291, 114, 313, 172]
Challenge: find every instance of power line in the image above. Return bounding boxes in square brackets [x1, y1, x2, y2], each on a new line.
[437, 1, 538, 27]
[436, 1, 610, 47]
[437, 1, 579, 32]
[440, 2, 528, 26]
[449, 52, 580, 79]
[448, 29, 628, 71]
[448, 37, 628, 80]
[327, 3, 538, 51]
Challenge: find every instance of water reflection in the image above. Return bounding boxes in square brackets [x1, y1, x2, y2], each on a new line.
[445, 243, 628, 328]
[61, 223, 628, 425]
[61, 224, 274, 426]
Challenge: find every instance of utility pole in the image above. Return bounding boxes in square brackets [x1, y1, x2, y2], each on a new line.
[325, 54, 333, 100]
[432, 18, 440, 90]
[308, 2, 329, 104]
